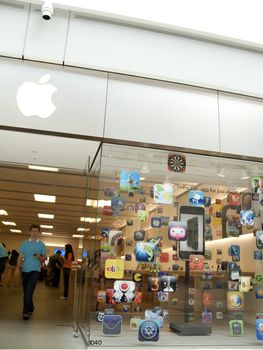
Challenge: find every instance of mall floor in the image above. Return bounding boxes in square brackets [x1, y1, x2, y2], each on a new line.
[0, 281, 261, 350]
[0, 280, 84, 349]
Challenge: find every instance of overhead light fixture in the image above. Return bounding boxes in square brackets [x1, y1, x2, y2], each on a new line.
[80, 217, 101, 223]
[2, 221, 16, 226]
[140, 163, 150, 174]
[217, 168, 225, 178]
[34, 194, 56, 203]
[140, 177, 146, 181]
[0, 209, 8, 216]
[10, 229, 22, 233]
[72, 234, 84, 238]
[42, 232, 53, 235]
[28, 165, 58, 172]
[77, 228, 90, 232]
[86, 199, 111, 207]
[40, 224, 53, 229]
[38, 213, 54, 219]
[240, 169, 249, 180]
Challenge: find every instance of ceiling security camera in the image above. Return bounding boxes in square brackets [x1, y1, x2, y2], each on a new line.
[42, 0, 54, 20]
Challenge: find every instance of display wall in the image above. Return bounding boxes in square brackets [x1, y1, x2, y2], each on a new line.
[76, 143, 263, 348]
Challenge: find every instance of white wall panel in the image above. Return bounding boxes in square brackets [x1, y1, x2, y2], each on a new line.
[219, 93, 263, 158]
[0, 1, 29, 57]
[105, 74, 220, 152]
[23, 5, 69, 64]
[65, 15, 263, 98]
[0, 58, 107, 138]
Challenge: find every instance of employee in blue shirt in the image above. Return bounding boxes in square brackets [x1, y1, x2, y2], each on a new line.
[15, 224, 46, 320]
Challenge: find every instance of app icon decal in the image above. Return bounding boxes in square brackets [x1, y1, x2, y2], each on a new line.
[229, 320, 243, 336]
[138, 320, 159, 342]
[148, 277, 160, 292]
[154, 184, 173, 204]
[228, 193, 241, 206]
[113, 281, 135, 303]
[151, 217, 162, 228]
[255, 288, 263, 299]
[227, 292, 245, 310]
[202, 309, 212, 324]
[229, 245, 240, 257]
[120, 171, 140, 192]
[102, 314, 122, 335]
[240, 210, 254, 225]
[256, 314, 263, 340]
[167, 153, 186, 173]
[134, 230, 145, 241]
[256, 231, 263, 249]
[135, 242, 155, 262]
[239, 276, 252, 292]
[168, 221, 187, 241]
[130, 317, 141, 330]
[189, 191, 204, 206]
[105, 259, 124, 279]
[160, 276, 177, 292]
[254, 250, 263, 260]
[189, 255, 204, 271]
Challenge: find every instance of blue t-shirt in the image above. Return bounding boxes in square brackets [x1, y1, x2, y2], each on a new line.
[0, 243, 7, 259]
[19, 239, 46, 272]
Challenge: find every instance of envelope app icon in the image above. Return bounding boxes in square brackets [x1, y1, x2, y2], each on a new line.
[102, 315, 122, 335]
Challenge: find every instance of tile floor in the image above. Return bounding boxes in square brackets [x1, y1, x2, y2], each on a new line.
[0, 281, 85, 349]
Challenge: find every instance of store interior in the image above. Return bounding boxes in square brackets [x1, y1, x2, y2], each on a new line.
[0, 137, 263, 348]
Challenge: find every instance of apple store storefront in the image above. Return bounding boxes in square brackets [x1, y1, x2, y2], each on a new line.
[0, 57, 263, 349]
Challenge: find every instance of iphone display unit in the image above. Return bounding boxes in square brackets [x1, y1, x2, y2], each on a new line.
[178, 206, 205, 260]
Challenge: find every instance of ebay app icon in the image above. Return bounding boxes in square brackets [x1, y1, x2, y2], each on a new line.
[168, 221, 187, 241]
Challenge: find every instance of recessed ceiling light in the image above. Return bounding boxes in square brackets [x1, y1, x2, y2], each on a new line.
[80, 217, 101, 223]
[72, 234, 84, 238]
[140, 177, 146, 181]
[10, 229, 22, 233]
[34, 194, 56, 203]
[42, 232, 53, 235]
[2, 221, 16, 226]
[28, 165, 59, 172]
[77, 228, 90, 232]
[0, 209, 8, 215]
[40, 224, 53, 229]
[38, 213, 54, 219]
[86, 199, 111, 207]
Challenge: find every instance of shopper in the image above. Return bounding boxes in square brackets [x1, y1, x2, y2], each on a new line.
[0, 242, 8, 287]
[46, 250, 62, 287]
[60, 244, 74, 300]
[6, 249, 19, 287]
[15, 224, 46, 320]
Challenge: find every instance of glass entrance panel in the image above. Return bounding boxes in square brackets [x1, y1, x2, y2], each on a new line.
[83, 142, 263, 348]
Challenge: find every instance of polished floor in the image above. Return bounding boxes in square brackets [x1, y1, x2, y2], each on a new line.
[0, 281, 85, 349]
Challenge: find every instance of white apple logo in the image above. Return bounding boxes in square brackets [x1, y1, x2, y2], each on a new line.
[16, 74, 57, 119]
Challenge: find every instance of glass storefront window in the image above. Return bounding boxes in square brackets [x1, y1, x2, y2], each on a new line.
[77, 143, 263, 348]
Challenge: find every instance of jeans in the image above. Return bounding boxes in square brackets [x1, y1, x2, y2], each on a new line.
[63, 268, 71, 298]
[22, 271, 40, 314]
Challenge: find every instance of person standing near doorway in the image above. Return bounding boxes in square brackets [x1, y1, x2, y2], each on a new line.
[15, 224, 46, 320]
[0, 242, 8, 287]
[60, 244, 74, 300]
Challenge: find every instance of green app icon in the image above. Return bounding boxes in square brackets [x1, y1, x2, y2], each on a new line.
[229, 320, 244, 336]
